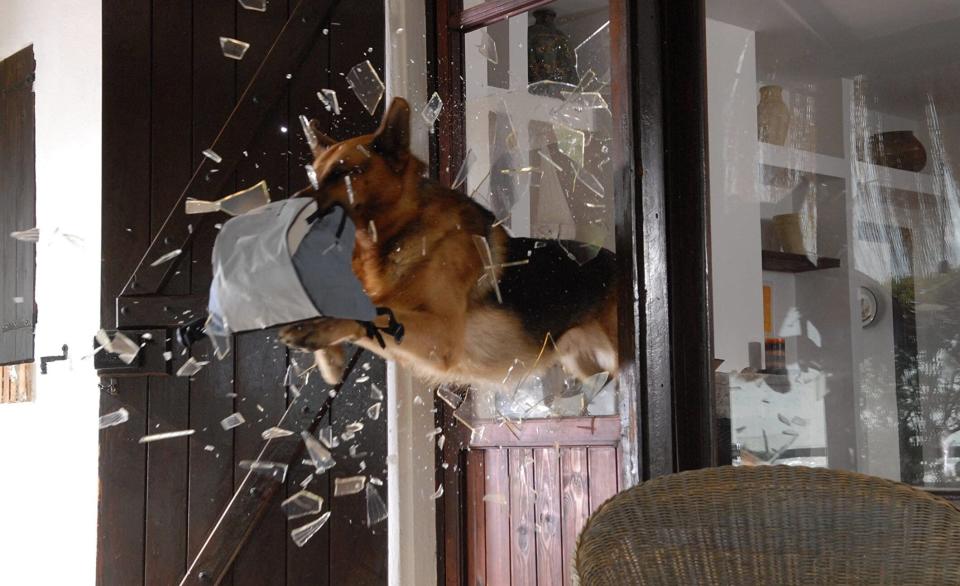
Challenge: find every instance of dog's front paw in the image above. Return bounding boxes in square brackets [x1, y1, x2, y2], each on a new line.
[278, 318, 363, 351]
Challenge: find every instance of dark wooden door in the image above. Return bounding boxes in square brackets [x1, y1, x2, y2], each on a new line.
[97, 2, 387, 585]
[0, 45, 36, 367]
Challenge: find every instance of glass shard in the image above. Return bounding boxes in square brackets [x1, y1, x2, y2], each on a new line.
[302, 431, 336, 474]
[344, 175, 355, 205]
[219, 37, 250, 60]
[150, 248, 182, 267]
[431, 484, 444, 500]
[238, 0, 267, 12]
[139, 429, 195, 444]
[554, 124, 585, 169]
[290, 511, 331, 547]
[299, 114, 318, 151]
[576, 169, 605, 198]
[261, 426, 294, 440]
[239, 460, 288, 482]
[318, 426, 338, 449]
[282, 489, 324, 520]
[96, 329, 142, 365]
[477, 30, 498, 64]
[574, 21, 611, 83]
[581, 372, 610, 405]
[99, 407, 129, 429]
[305, 164, 319, 190]
[436, 385, 463, 410]
[10, 227, 39, 242]
[220, 412, 246, 431]
[345, 421, 364, 434]
[452, 149, 476, 191]
[370, 383, 384, 401]
[202, 148, 223, 164]
[420, 92, 443, 128]
[186, 180, 270, 217]
[317, 89, 341, 115]
[300, 473, 314, 489]
[333, 475, 366, 496]
[367, 402, 382, 420]
[346, 60, 385, 116]
[472, 236, 503, 303]
[365, 482, 388, 527]
[176, 356, 209, 377]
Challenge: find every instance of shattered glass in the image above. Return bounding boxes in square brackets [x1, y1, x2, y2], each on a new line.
[139, 429, 195, 444]
[219, 37, 251, 61]
[317, 89, 341, 115]
[149, 248, 182, 267]
[366, 402, 382, 420]
[10, 227, 39, 242]
[96, 329, 142, 365]
[436, 385, 463, 410]
[281, 490, 324, 520]
[554, 124, 585, 169]
[99, 408, 129, 430]
[238, 0, 267, 12]
[452, 149, 476, 191]
[477, 30, 498, 65]
[472, 236, 503, 303]
[302, 431, 336, 474]
[575, 21, 611, 84]
[186, 180, 270, 216]
[333, 475, 366, 496]
[365, 482, 388, 527]
[420, 92, 443, 128]
[220, 412, 246, 431]
[261, 426, 293, 440]
[346, 60, 385, 116]
[431, 484, 444, 500]
[202, 148, 223, 164]
[290, 511, 331, 547]
[176, 356, 209, 377]
[299, 114, 318, 151]
[239, 460, 288, 482]
[305, 164, 319, 190]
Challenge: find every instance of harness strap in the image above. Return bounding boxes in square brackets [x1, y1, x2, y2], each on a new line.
[358, 307, 405, 349]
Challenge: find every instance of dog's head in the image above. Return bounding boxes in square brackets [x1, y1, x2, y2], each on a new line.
[301, 97, 419, 220]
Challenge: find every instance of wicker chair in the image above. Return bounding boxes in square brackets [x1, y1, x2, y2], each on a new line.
[574, 466, 960, 585]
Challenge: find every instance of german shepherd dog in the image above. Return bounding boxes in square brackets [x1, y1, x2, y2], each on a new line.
[279, 97, 618, 387]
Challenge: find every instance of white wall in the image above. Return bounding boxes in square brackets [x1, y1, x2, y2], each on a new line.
[384, 1, 438, 584]
[0, 1, 101, 584]
[707, 19, 763, 371]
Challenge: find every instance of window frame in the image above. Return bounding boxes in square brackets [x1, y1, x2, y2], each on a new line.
[428, 0, 715, 582]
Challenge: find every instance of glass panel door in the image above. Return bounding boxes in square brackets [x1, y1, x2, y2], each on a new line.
[706, 0, 960, 488]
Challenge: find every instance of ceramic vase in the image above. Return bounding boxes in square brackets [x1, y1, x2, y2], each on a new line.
[757, 85, 791, 146]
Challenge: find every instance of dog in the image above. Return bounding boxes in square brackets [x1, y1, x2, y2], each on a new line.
[279, 97, 618, 388]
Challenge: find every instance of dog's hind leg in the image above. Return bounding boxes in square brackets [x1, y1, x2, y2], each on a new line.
[556, 323, 617, 381]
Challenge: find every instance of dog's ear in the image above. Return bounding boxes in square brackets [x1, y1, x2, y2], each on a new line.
[371, 98, 410, 170]
[305, 118, 337, 157]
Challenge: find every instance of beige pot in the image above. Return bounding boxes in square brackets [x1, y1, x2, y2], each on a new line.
[758, 85, 791, 146]
[773, 213, 805, 254]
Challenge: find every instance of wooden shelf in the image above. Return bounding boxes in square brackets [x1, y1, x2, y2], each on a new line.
[762, 250, 840, 273]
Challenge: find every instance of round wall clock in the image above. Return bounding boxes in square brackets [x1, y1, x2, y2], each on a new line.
[860, 286, 880, 327]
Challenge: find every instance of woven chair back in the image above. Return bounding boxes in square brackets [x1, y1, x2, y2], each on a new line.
[575, 466, 960, 585]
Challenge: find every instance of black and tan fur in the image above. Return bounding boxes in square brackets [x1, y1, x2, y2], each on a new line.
[279, 98, 617, 386]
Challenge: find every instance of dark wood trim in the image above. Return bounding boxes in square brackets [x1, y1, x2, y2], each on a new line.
[117, 294, 208, 328]
[468, 416, 620, 448]
[453, 0, 555, 32]
[658, 0, 715, 472]
[434, 0, 464, 189]
[761, 250, 841, 273]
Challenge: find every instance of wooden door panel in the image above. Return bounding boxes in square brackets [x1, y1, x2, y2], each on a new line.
[464, 419, 621, 585]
